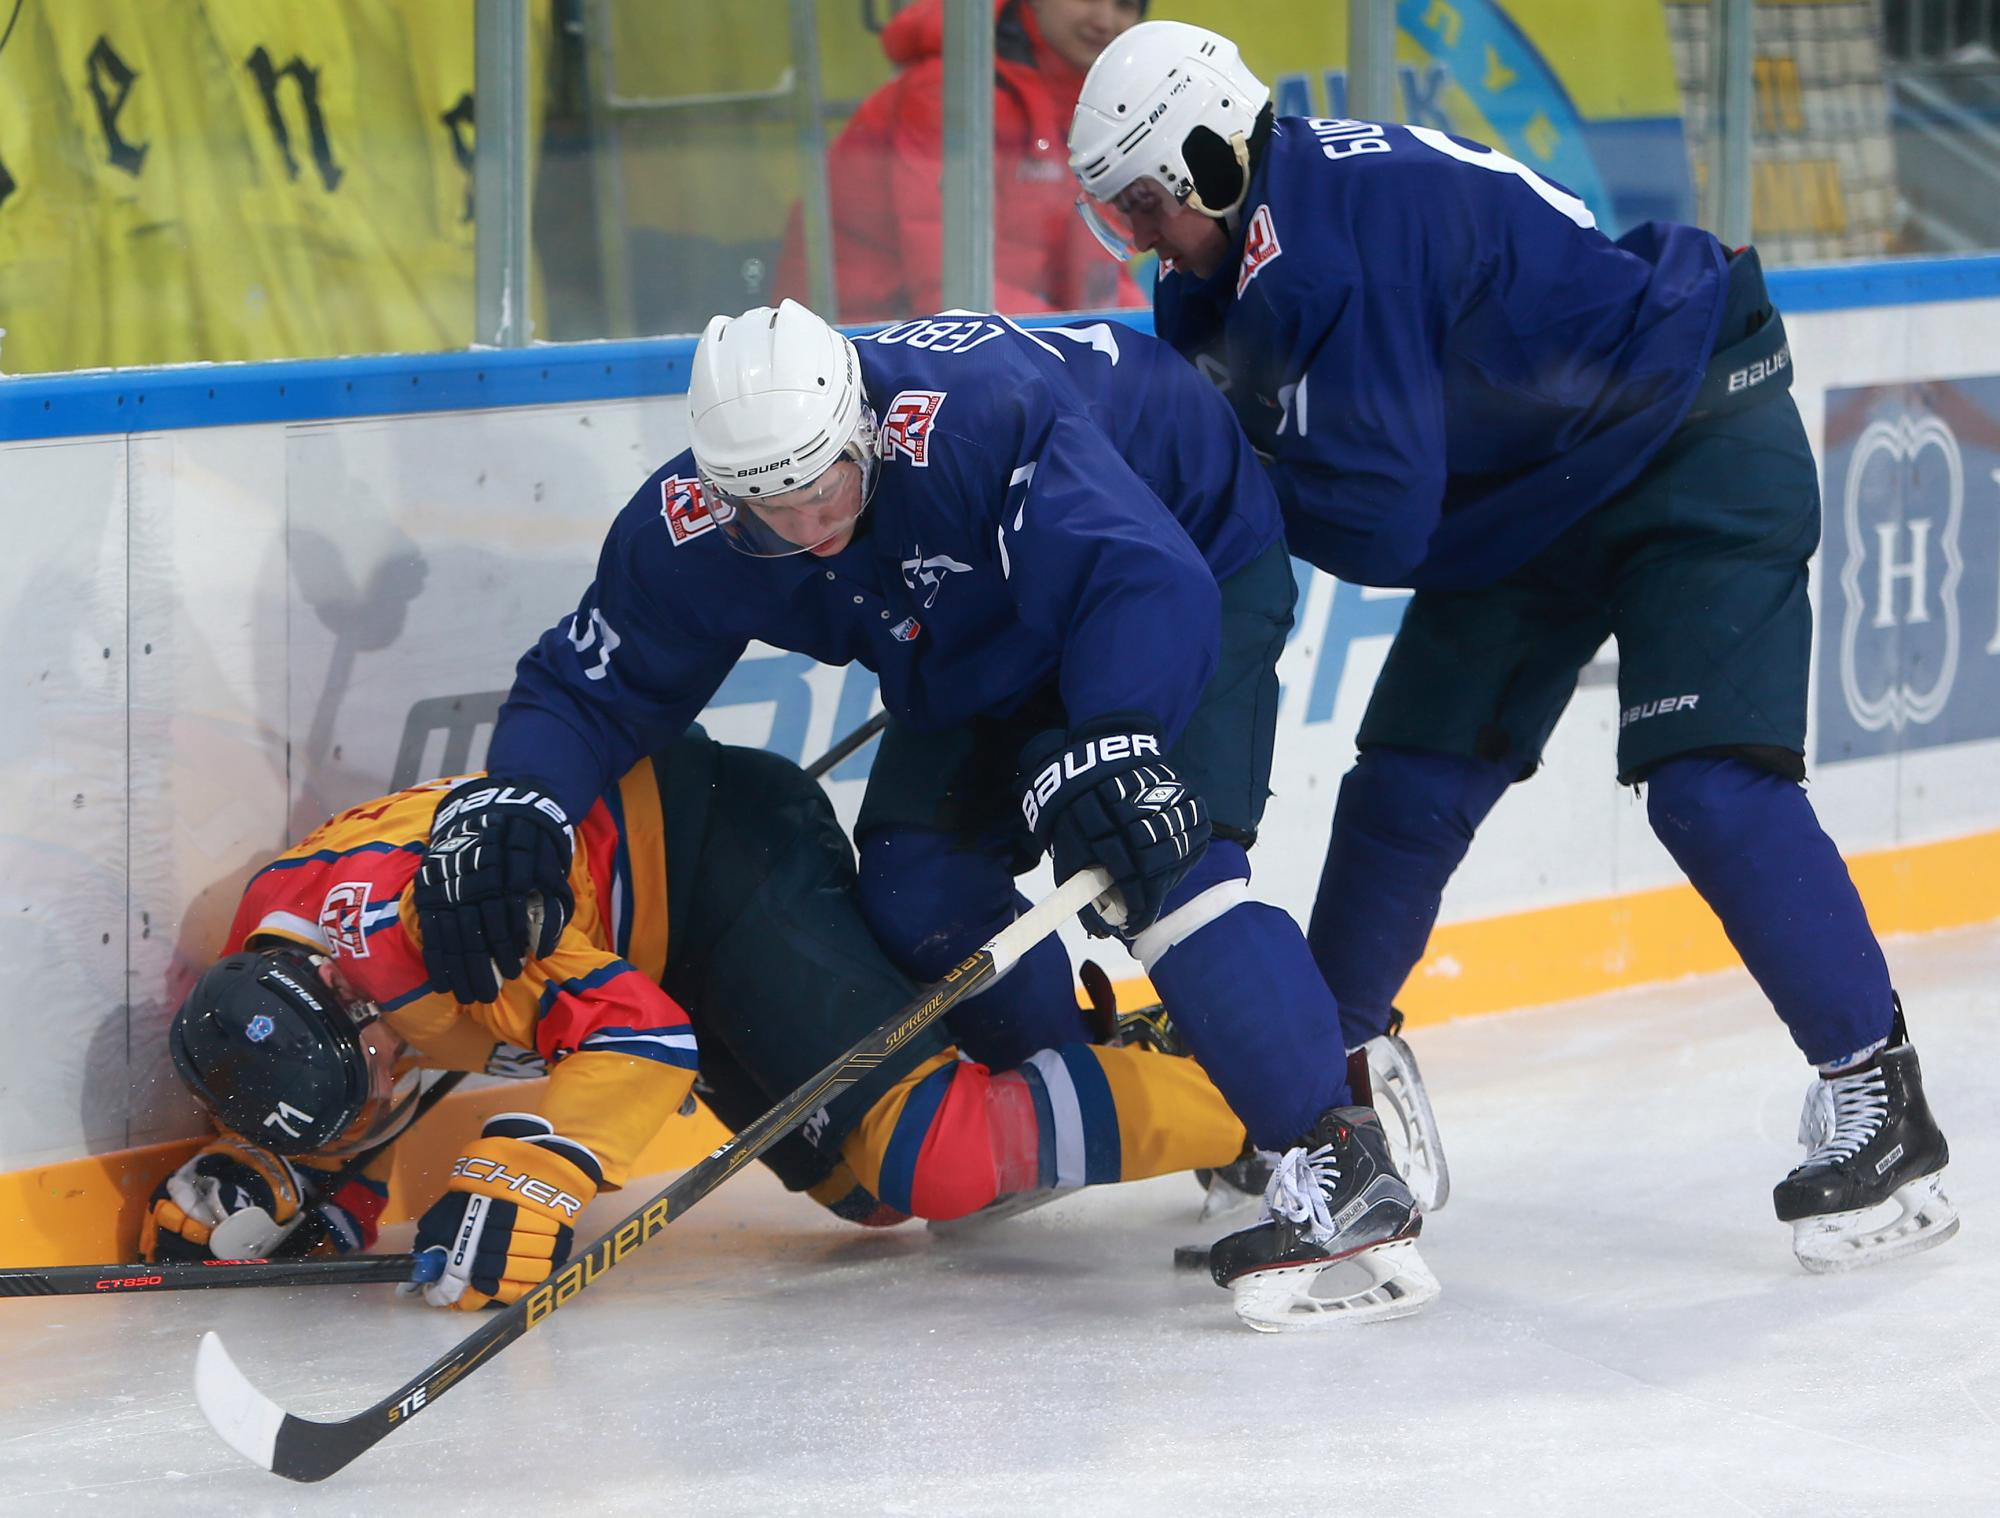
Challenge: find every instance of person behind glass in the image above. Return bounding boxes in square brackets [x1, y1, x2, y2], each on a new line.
[773, 0, 1146, 321]
[1066, 20, 1958, 1279]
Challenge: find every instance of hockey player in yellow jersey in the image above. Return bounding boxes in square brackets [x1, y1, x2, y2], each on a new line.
[144, 727, 1248, 1307]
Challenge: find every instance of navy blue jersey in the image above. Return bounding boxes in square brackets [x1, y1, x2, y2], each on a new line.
[488, 312, 1284, 821]
[1154, 117, 1729, 591]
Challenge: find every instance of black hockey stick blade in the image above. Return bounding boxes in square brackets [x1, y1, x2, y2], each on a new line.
[195, 867, 1111, 1482]
[0, 1253, 422, 1299]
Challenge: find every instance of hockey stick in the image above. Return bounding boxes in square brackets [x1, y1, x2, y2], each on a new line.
[802, 707, 887, 780]
[0, 1071, 467, 1299]
[0, 1255, 423, 1299]
[195, 866, 1112, 1482]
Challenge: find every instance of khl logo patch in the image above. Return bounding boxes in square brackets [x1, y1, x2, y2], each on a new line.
[1236, 204, 1281, 297]
[320, 880, 372, 958]
[880, 390, 946, 466]
[660, 474, 717, 546]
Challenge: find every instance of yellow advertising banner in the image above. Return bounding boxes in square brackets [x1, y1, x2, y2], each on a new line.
[0, 1, 1896, 375]
[0, 1, 546, 375]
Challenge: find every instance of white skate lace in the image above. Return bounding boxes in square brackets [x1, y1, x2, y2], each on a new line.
[1799, 1065, 1889, 1166]
[1264, 1142, 1341, 1242]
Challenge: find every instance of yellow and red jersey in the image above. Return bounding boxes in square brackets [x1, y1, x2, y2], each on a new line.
[224, 756, 1250, 1225]
[225, 762, 693, 1188]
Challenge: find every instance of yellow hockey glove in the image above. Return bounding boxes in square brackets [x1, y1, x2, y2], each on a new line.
[411, 1113, 602, 1310]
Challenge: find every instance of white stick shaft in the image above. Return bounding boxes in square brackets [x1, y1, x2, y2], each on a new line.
[987, 868, 1112, 979]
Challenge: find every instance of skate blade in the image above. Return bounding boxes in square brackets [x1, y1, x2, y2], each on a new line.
[1370, 1037, 1451, 1213]
[1791, 1169, 1960, 1275]
[1232, 1238, 1441, 1332]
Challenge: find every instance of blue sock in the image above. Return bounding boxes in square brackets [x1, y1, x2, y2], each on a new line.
[1144, 842, 1351, 1150]
[856, 826, 1085, 1069]
[1308, 747, 1514, 1046]
[1646, 757, 1893, 1065]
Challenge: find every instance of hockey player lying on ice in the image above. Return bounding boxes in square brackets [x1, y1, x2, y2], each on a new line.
[142, 729, 1248, 1310]
[406, 299, 1438, 1329]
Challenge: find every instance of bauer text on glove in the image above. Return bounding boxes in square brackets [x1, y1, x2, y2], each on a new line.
[414, 776, 574, 1004]
[1019, 722, 1210, 935]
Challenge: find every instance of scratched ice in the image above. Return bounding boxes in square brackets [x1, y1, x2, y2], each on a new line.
[2, 923, 1996, 1518]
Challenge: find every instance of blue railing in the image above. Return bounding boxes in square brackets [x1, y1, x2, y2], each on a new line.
[5, 254, 2000, 443]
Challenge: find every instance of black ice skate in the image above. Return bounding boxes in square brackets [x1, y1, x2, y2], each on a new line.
[1347, 1007, 1452, 1213]
[1774, 1000, 1957, 1274]
[1208, 1107, 1439, 1331]
[1192, 1139, 1277, 1221]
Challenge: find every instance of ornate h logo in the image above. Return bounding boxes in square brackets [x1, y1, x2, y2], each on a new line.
[1838, 415, 1964, 732]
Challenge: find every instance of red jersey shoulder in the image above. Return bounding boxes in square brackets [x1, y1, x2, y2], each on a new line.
[226, 784, 444, 965]
[229, 843, 422, 965]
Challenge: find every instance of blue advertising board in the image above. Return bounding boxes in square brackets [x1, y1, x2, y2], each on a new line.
[1816, 377, 2000, 764]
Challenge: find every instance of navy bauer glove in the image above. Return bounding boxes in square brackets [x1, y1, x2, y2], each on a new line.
[1019, 722, 1210, 936]
[415, 776, 574, 1003]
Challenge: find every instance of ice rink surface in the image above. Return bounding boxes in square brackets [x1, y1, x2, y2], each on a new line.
[3, 923, 1995, 1518]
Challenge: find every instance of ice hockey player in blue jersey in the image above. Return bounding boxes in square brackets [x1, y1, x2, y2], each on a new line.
[1069, 21, 1957, 1277]
[411, 298, 1439, 1329]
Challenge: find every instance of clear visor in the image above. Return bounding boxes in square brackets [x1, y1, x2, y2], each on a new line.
[306, 956, 422, 1159]
[312, 1053, 423, 1159]
[704, 425, 881, 559]
[1075, 177, 1185, 263]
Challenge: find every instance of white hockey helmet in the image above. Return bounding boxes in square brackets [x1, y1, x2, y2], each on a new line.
[1067, 20, 1270, 261]
[688, 299, 879, 557]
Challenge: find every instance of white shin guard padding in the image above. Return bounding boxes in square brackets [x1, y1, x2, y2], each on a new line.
[1130, 878, 1252, 971]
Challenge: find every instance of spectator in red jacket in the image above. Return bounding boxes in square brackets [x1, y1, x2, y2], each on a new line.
[776, 0, 1145, 322]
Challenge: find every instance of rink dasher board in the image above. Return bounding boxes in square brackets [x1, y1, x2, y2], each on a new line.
[2, 271, 1999, 1184]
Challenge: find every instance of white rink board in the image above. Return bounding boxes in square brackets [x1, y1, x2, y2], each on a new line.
[4, 294, 1999, 1172]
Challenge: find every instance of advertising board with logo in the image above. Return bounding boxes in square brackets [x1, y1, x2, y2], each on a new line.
[1815, 379, 2000, 765]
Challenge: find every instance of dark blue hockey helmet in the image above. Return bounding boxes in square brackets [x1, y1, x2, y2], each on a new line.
[169, 946, 411, 1155]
